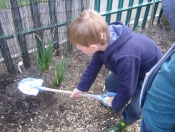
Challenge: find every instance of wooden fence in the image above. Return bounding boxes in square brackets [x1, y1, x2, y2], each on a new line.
[0, 0, 90, 74]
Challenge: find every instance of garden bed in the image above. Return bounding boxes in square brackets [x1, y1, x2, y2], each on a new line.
[0, 24, 175, 132]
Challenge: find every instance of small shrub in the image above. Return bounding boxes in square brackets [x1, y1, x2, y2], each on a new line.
[51, 55, 70, 87]
[34, 34, 57, 72]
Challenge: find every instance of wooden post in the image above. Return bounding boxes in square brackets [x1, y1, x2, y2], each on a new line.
[29, 0, 43, 57]
[48, 0, 59, 56]
[10, 0, 30, 69]
[0, 22, 15, 74]
[81, 0, 85, 12]
[65, 0, 73, 53]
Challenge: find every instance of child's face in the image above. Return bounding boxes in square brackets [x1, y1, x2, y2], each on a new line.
[75, 44, 99, 55]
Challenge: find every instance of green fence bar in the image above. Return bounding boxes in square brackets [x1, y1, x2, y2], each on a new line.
[142, 0, 152, 28]
[152, 0, 160, 25]
[105, 0, 113, 24]
[94, 0, 101, 12]
[125, 0, 134, 26]
[0, 22, 66, 40]
[116, 0, 124, 21]
[133, 0, 144, 30]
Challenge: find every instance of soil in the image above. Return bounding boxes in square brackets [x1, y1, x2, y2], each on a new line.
[0, 22, 175, 132]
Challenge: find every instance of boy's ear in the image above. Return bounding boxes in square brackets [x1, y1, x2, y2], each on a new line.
[90, 44, 99, 49]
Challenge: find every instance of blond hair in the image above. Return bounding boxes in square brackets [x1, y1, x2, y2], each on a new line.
[67, 10, 110, 47]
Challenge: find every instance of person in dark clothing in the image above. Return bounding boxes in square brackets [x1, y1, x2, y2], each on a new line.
[67, 10, 163, 132]
[140, 0, 175, 132]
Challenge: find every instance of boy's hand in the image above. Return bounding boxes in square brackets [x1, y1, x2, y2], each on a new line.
[95, 92, 117, 107]
[70, 88, 83, 98]
[102, 96, 114, 107]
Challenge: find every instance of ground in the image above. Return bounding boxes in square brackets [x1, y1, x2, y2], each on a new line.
[0, 21, 175, 132]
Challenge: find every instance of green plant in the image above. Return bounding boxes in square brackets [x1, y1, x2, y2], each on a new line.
[34, 34, 57, 72]
[0, 0, 9, 10]
[51, 55, 70, 87]
[0, 0, 49, 10]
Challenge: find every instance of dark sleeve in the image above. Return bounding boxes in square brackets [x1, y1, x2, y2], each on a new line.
[77, 54, 103, 92]
[112, 56, 140, 112]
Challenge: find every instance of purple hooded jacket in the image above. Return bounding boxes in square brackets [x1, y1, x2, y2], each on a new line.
[77, 22, 163, 113]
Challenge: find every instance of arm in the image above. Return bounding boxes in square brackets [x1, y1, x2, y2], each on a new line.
[71, 53, 103, 98]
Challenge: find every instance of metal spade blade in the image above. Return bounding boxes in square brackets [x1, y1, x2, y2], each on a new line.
[18, 77, 97, 98]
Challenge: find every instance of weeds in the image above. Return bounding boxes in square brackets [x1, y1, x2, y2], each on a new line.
[51, 55, 70, 87]
[34, 34, 57, 72]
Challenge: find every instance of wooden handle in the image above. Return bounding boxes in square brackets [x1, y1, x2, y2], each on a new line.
[41, 87, 96, 98]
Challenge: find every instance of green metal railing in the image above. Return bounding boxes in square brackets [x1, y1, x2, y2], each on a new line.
[94, 0, 162, 30]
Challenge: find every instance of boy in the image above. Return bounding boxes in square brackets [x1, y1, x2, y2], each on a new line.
[67, 10, 163, 132]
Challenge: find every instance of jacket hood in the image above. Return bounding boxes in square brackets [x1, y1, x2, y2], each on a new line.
[104, 22, 133, 58]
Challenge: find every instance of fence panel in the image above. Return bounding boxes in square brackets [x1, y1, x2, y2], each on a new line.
[0, 0, 90, 74]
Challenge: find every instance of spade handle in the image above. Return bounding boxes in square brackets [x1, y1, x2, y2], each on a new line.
[41, 87, 96, 98]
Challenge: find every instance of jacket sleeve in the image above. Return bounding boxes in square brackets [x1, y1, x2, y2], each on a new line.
[112, 56, 141, 112]
[77, 53, 103, 92]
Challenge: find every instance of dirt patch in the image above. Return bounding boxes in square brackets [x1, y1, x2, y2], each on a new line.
[0, 24, 175, 132]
